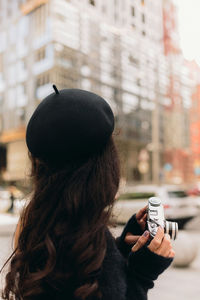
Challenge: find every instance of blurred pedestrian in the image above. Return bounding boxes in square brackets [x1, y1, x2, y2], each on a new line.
[1, 86, 174, 300]
[7, 183, 16, 214]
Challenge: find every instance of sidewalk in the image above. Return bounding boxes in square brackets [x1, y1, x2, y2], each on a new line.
[111, 226, 200, 300]
[0, 213, 19, 235]
[0, 213, 19, 298]
[149, 242, 200, 300]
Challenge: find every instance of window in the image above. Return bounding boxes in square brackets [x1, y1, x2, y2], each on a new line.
[137, 78, 141, 86]
[0, 94, 3, 106]
[141, 0, 145, 5]
[16, 84, 27, 108]
[129, 55, 138, 66]
[7, 3, 12, 18]
[0, 143, 6, 169]
[89, 0, 95, 6]
[17, 107, 26, 122]
[34, 5, 47, 36]
[9, 24, 16, 44]
[35, 47, 46, 62]
[0, 54, 3, 72]
[142, 30, 146, 36]
[131, 23, 135, 30]
[102, 5, 106, 13]
[142, 13, 145, 23]
[36, 73, 50, 88]
[131, 6, 135, 17]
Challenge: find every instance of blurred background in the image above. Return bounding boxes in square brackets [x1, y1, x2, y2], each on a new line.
[0, 0, 200, 299]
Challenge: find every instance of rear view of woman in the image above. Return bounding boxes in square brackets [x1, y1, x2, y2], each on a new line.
[2, 87, 174, 300]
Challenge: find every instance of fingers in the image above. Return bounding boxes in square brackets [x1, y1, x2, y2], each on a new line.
[125, 233, 140, 245]
[136, 206, 148, 231]
[156, 234, 172, 257]
[126, 226, 175, 258]
[137, 213, 147, 224]
[132, 231, 150, 252]
[137, 213, 147, 231]
[136, 206, 148, 220]
[148, 229, 175, 258]
[168, 249, 175, 258]
[142, 213, 147, 223]
[148, 227, 165, 252]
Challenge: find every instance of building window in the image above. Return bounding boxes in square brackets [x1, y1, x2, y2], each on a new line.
[36, 73, 50, 88]
[35, 47, 46, 62]
[137, 78, 141, 86]
[0, 144, 6, 170]
[129, 55, 138, 66]
[89, 0, 95, 6]
[0, 94, 3, 107]
[102, 5, 106, 13]
[131, 6, 135, 17]
[0, 54, 3, 72]
[17, 107, 26, 122]
[141, 0, 145, 5]
[142, 13, 145, 23]
[142, 30, 146, 36]
[131, 24, 135, 30]
[34, 5, 47, 36]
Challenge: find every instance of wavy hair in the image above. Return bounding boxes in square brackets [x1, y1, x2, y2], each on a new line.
[2, 136, 120, 300]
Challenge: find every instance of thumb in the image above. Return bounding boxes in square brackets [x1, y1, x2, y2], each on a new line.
[131, 231, 150, 252]
[125, 233, 140, 245]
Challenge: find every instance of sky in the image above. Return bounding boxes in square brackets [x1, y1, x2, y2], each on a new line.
[173, 0, 200, 65]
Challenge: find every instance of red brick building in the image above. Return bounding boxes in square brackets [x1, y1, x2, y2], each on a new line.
[190, 84, 200, 180]
[162, 0, 196, 183]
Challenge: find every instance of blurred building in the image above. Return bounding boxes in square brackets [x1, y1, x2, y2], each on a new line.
[162, 0, 200, 184]
[0, 0, 199, 185]
[190, 68, 200, 181]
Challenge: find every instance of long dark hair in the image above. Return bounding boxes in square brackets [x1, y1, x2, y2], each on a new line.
[2, 136, 120, 300]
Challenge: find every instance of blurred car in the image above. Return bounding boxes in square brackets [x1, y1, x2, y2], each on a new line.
[187, 183, 200, 200]
[113, 185, 200, 229]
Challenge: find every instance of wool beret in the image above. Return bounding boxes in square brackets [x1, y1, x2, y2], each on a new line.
[26, 86, 114, 166]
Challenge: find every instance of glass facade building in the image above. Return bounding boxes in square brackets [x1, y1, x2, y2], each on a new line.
[0, 0, 198, 184]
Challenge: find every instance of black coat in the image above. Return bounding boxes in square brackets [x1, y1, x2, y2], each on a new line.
[42, 215, 172, 299]
[98, 214, 173, 300]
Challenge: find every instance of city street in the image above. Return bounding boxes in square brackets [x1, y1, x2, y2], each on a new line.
[0, 214, 18, 297]
[149, 231, 200, 300]
[0, 0, 200, 299]
[111, 221, 200, 300]
[0, 214, 200, 300]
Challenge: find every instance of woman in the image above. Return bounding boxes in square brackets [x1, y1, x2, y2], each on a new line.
[2, 87, 174, 300]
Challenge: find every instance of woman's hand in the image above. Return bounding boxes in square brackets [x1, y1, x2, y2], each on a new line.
[124, 206, 148, 246]
[130, 227, 175, 258]
[147, 227, 175, 258]
[136, 206, 147, 231]
[125, 230, 150, 252]
[124, 206, 175, 258]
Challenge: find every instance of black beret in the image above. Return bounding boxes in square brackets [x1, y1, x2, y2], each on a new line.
[26, 87, 114, 166]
